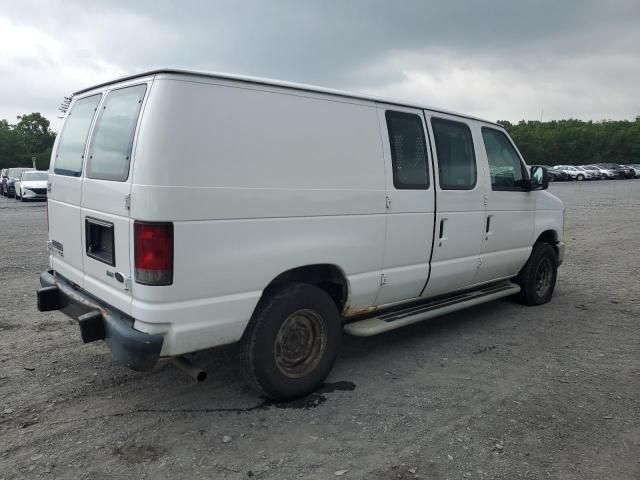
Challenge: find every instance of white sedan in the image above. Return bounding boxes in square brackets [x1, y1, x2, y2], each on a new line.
[554, 165, 592, 181]
[15, 170, 48, 201]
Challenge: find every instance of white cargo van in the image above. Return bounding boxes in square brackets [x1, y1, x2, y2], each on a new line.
[38, 69, 564, 399]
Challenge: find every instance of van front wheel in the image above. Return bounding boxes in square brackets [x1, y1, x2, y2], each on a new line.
[241, 283, 342, 400]
[515, 243, 558, 306]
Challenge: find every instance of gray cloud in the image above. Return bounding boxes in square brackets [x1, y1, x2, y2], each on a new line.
[1, 0, 639, 129]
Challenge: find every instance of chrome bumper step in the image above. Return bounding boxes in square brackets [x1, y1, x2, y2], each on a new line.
[344, 282, 521, 337]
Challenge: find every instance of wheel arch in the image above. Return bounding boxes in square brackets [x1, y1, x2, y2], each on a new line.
[535, 229, 560, 256]
[259, 263, 350, 314]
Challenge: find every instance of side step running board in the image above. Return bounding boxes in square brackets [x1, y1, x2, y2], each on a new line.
[344, 282, 521, 337]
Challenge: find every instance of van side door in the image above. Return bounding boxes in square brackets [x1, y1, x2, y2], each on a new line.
[473, 126, 534, 283]
[421, 113, 486, 298]
[374, 105, 435, 306]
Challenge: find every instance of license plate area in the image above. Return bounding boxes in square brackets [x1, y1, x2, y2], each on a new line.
[85, 217, 115, 266]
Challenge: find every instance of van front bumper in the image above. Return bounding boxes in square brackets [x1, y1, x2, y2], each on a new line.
[37, 270, 163, 371]
[556, 241, 565, 265]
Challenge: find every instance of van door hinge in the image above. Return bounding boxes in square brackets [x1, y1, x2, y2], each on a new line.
[380, 273, 387, 286]
[385, 196, 391, 209]
[125, 194, 131, 210]
[47, 240, 53, 253]
[47, 182, 52, 193]
[477, 258, 483, 268]
[483, 193, 488, 206]
[124, 277, 131, 291]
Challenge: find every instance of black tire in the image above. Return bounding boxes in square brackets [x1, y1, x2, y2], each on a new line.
[515, 243, 558, 306]
[548, 175, 555, 182]
[576, 174, 585, 181]
[241, 283, 342, 400]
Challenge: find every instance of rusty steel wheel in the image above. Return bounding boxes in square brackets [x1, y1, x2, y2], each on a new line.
[241, 283, 342, 400]
[534, 257, 553, 298]
[516, 242, 558, 306]
[274, 309, 327, 379]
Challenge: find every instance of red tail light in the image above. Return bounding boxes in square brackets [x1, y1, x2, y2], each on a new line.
[134, 221, 173, 285]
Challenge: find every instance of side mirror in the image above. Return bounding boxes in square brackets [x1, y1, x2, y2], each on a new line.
[529, 165, 549, 190]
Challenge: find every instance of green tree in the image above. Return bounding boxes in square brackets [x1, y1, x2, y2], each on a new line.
[499, 117, 640, 166]
[0, 113, 56, 169]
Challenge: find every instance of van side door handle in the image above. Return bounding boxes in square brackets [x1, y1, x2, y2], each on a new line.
[438, 218, 447, 247]
[485, 215, 493, 240]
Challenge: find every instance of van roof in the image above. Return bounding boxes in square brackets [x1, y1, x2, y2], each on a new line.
[73, 68, 502, 128]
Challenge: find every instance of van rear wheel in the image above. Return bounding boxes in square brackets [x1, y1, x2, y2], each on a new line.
[515, 243, 558, 306]
[241, 283, 342, 400]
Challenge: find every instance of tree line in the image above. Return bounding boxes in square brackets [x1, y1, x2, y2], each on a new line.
[499, 117, 640, 166]
[0, 113, 56, 170]
[1, 112, 639, 171]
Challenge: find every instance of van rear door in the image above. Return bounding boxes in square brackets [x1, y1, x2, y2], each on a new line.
[80, 83, 148, 314]
[48, 93, 102, 288]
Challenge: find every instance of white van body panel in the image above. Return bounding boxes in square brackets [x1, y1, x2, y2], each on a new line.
[48, 69, 565, 358]
[128, 75, 387, 353]
[48, 173, 86, 287]
[534, 191, 565, 242]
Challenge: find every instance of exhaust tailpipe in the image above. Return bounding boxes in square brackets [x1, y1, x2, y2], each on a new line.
[172, 356, 207, 382]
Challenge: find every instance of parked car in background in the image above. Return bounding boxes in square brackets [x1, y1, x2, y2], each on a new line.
[580, 165, 607, 179]
[595, 163, 635, 179]
[2, 167, 33, 197]
[0, 169, 7, 195]
[15, 170, 48, 201]
[583, 165, 616, 179]
[628, 165, 640, 178]
[554, 165, 592, 181]
[538, 166, 569, 182]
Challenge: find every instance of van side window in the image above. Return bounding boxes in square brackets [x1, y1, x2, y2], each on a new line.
[86, 84, 146, 182]
[431, 118, 477, 190]
[481, 127, 527, 190]
[385, 111, 429, 189]
[54, 94, 102, 177]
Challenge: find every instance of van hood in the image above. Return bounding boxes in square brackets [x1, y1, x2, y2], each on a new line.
[22, 180, 48, 189]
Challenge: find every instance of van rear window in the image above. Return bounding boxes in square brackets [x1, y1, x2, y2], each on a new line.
[86, 84, 146, 182]
[385, 111, 429, 189]
[54, 94, 101, 177]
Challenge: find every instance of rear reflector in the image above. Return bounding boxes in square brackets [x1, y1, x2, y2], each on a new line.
[134, 221, 173, 285]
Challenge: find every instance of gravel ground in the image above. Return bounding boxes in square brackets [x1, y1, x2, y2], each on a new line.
[0, 181, 639, 480]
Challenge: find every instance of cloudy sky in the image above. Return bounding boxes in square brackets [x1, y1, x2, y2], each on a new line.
[2, 0, 639, 130]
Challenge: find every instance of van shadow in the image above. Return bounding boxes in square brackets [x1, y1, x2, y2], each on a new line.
[142, 297, 525, 411]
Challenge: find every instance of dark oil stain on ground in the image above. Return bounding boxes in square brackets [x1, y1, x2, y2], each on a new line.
[260, 380, 356, 410]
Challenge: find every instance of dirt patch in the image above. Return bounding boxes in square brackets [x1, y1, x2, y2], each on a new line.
[113, 444, 166, 464]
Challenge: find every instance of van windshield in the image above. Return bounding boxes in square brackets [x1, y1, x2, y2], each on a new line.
[55, 94, 102, 177]
[86, 84, 146, 182]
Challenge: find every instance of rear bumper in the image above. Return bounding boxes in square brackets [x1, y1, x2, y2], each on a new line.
[37, 270, 163, 371]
